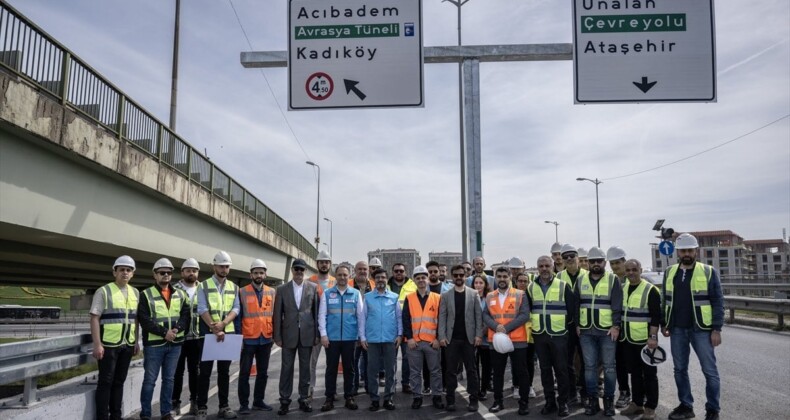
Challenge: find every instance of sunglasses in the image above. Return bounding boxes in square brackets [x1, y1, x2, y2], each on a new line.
[393, 269, 405, 273]
[293, 267, 305, 272]
[157, 271, 173, 276]
[562, 254, 577, 260]
[452, 273, 466, 278]
[589, 259, 605, 264]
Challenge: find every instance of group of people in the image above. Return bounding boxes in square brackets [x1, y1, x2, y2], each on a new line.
[90, 232, 724, 420]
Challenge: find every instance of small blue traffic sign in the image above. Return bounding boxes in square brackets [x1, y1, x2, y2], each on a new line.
[659, 240, 674, 256]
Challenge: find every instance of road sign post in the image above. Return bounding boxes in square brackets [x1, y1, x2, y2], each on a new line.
[288, 0, 424, 110]
[659, 240, 675, 256]
[573, 0, 716, 103]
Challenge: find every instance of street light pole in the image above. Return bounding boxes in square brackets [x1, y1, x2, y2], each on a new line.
[306, 161, 320, 248]
[544, 220, 560, 243]
[576, 177, 603, 247]
[323, 217, 333, 258]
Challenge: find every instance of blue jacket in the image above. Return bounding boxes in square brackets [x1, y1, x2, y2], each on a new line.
[363, 290, 401, 343]
[324, 286, 361, 341]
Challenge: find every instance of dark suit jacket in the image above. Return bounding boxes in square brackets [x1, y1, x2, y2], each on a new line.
[273, 280, 319, 348]
[438, 286, 483, 346]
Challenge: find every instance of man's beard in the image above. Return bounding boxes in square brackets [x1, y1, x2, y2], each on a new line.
[680, 256, 695, 265]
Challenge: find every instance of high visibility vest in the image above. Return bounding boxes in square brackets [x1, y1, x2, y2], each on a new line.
[664, 263, 714, 330]
[528, 279, 568, 336]
[393, 278, 418, 309]
[557, 268, 589, 290]
[239, 284, 275, 339]
[621, 279, 656, 344]
[485, 288, 528, 343]
[578, 272, 616, 330]
[142, 286, 186, 346]
[324, 286, 361, 341]
[173, 282, 199, 338]
[407, 291, 440, 343]
[364, 290, 399, 343]
[200, 277, 237, 333]
[309, 274, 336, 298]
[99, 282, 138, 347]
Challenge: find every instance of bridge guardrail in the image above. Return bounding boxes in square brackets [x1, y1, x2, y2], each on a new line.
[0, 1, 316, 258]
[720, 283, 790, 299]
[0, 334, 92, 407]
[723, 296, 790, 330]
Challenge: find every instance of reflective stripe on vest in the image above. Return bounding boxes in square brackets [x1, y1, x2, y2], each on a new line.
[664, 263, 713, 330]
[579, 272, 615, 329]
[99, 282, 138, 347]
[407, 291, 440, 342]
[201, 277, 237, 333]
[557, 268, 588, 289]
[485, 288, 528, 343]
[239, 284, 274, 339]
[173, 282, 199, 338]
[143, 286, 186, 346]
[622, 279, 655, 344]
[324, 286, 360, 341]
[528, 280, 567, 336]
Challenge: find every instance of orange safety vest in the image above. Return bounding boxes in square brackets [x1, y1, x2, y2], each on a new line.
[407, 291, 440, 343]
[309, 274, 336, 298]
[239, 284, 275, 339]
[486, 288, 528, 343]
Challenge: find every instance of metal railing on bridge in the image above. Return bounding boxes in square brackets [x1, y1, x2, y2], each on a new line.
[0, 1, 316, 258]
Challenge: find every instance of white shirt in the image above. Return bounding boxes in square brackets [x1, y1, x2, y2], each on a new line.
[292, 280, 304, 309]
[498, 286, 510, 308]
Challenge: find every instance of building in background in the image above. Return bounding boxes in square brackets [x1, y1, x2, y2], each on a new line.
[367, 248, 421, 277]
[744, 239, 790, 280]
[427, 251, 463, 269]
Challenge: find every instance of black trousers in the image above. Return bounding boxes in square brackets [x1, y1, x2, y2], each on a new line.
[534, 333, 570, 405]
[197, 339, 231, 408]
[567, 327, 584, 395]
[616, 340, 631, 393]
[444, 339, 479, 403]
[476, 345, 492, 392]
[491, 347, 529, 404]
[95, 344, 134, 420]
[510, 343, 536, 390]
[624, 341, 658, 409]
[239, 342, 273, 407]
[324, 340, 356, 399]
[173, 338, 200, 404]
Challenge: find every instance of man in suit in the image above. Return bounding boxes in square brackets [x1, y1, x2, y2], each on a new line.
[438, 264, 483, 412]
[273, 258, 319, 415]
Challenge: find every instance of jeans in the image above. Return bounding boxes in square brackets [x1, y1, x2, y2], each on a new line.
[238, 342, 273, 408]
[367, 342, 397, 401]
[533, 333, 569, 405]
[444, 339, 479, 404]
[141, 343, 182, 417]
[353, 345, 368, 393]
[172, 339, 200, 405]
[95, 344, 134, 420]
[670, 327, 720, 412]
[580, 332, 617, 399]
[197, 339, 231, 409]
[324, 340, 355, 399]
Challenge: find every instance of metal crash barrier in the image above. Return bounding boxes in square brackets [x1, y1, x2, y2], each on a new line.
[723, 296, 790, 330]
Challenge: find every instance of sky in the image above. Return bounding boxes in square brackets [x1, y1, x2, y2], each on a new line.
[9, 0, 789, 270]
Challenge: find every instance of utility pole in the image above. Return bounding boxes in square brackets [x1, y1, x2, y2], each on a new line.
[169, 0, 180, 131]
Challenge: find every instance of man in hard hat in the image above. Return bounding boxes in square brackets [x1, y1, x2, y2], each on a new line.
[273, 258, 320, 415]
[402, 265, 445, 410]
[196, 251, 240, 419]
[438, 265, 482, 412]
[387, 262, 417, 393]
[528, 256, 575, 418]
[556, 244, 588, 405]
[551, 242, 565, 274]
[351, 261, 373, 395]
[308, 250, 336, 399]
[661, 233, 724, 420]
[466, 256, 495, 289]
[361, 268, 403, 411]
[578, 248, 589, 270]
[235, 259, 276, 414]
[577, 246, 623, 417]
[138, 258, 190, 420]
[620, 259, 661, 420]
[318, 264, 364, 412]
[172, 258, 202, 416]
[483, 267, 530, 415]
[608, 245, 633, 410]
[369, 257, 383, 280]
[90, 255, 140, 420]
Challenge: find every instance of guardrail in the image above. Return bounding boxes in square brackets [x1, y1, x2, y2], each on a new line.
[721, 283, 790, 298]
[0, 334, 92, 406]
[723, 296, 790, 330]
[0, 1, 316, 258]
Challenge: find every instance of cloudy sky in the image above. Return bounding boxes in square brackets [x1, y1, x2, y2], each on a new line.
[10, 0, 789, 269]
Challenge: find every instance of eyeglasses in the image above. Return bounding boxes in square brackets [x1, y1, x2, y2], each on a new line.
[561, 254, 577, 260]
[428, 270, 439, 274]
[495, 275, 509, 279]
[393, 269, 405, 273]
[157, 271, 173, 276]
[293, 267, 305, 272]
[452, 273, 466, 278]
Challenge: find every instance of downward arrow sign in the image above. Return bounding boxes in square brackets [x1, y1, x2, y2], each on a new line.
[633, 76, 657, 93]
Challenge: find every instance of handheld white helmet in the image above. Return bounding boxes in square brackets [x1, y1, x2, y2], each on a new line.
[212, 251, 233, 266]
[641, 345, 667, 366]
[492, 332, 514, 354]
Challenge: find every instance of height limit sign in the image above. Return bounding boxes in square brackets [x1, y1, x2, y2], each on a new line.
[288, 0, 424, 110]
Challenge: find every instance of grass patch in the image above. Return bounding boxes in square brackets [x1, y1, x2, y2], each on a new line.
[0, 287, 86, 310]
[0, 337, 32, 344]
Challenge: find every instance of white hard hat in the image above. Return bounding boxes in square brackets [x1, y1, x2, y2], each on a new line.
[508, 257, 525, 268]
[587, 247, 607, 260]
[113, 255, 136, 270]
[250, 258, 268, 271]
[316, 250, 332, 262]
[153, 258, 174, 271]
[560, 244, 577, 255]
[492, 332, 514, 354]
[413, 265, 429, 277]
[675, 233, 699, 250]
[181, 258, 200, 270]
[577, 248, 588, 258]
[212, 251, 233, 266]
[606, 246, 627, 261]
[550, 242, 562, 253]
[641, 345, 667, 366]
[369, 257, 382, 267]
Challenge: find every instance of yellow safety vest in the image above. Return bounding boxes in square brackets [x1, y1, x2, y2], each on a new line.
[143, 286, 186, 346]
[99, 282, 138, 347]
[173, 282, 199, 338]
[578, 272, 615, 330]
[395, 279, 418, 309]
[621, 280, 656, 344]
[556, 268, 589, 290]
[528, 279, 568, 336]
[200, 277, 237, 334]
[664, 263, 714, 330]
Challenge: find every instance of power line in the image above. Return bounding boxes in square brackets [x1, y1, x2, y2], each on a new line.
[603, 114, 790, 181]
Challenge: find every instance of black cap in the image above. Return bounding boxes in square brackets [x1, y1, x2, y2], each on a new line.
[292, 258, 307, 269]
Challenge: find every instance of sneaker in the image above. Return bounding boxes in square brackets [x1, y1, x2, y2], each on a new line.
[512, 386, 520, 399]
[252, 402, 273, 411]
[489, 400, 504, 413]
[218, 406, 237, 419]
[196, 408, 208, 420]
[422, 387, 432, 396]
[704, 409, 719, 420]
[518, 400, 529, 416]
[411, 398, 423, 409]
[344, 398, 358, 410]
[640, 407, 657, 420]
[468, 400, 478, 411]
[368, 401, 380, 412]
[668, 404, 696, 420]
[383, 400, 395, 410]
[620, 402, 645, 415]
[529, 387, 537, 398]
[238, 406, 251, 415]
[616, 391, 632, 408]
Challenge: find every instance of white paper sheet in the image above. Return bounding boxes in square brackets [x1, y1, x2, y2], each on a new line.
[201, 334, 242, 361]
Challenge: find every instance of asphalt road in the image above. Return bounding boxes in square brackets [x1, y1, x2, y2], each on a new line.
[144, 325, 789, 420]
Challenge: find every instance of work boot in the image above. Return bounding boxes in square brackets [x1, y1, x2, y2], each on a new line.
[704, 409, 720, 420]
[368, 401, 380, 412]
[541, 400, 558, 415]
[584, 396, 601, 416]
[668, 404, 696, 420]
[468, 399, 479, 412]
[603, 397, 615, 417]
[616, 391, 632, 408]
[411, 398, 423, 409]
[489, 400, 504, 412]
[189, 401, 199, 415]
[640, 407, 656, 420]
[518, 399, 529, 415]
[344, 397, 358, 410]
[171, 400, 181, 415]
[432, 395, 445, 409]
[558, 403, 570, 417]
[320, 399, 334, 412]
[620, 402, 645, 415]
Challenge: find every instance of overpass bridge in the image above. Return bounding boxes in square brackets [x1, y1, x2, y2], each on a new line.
[0, 2, 315, 290]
